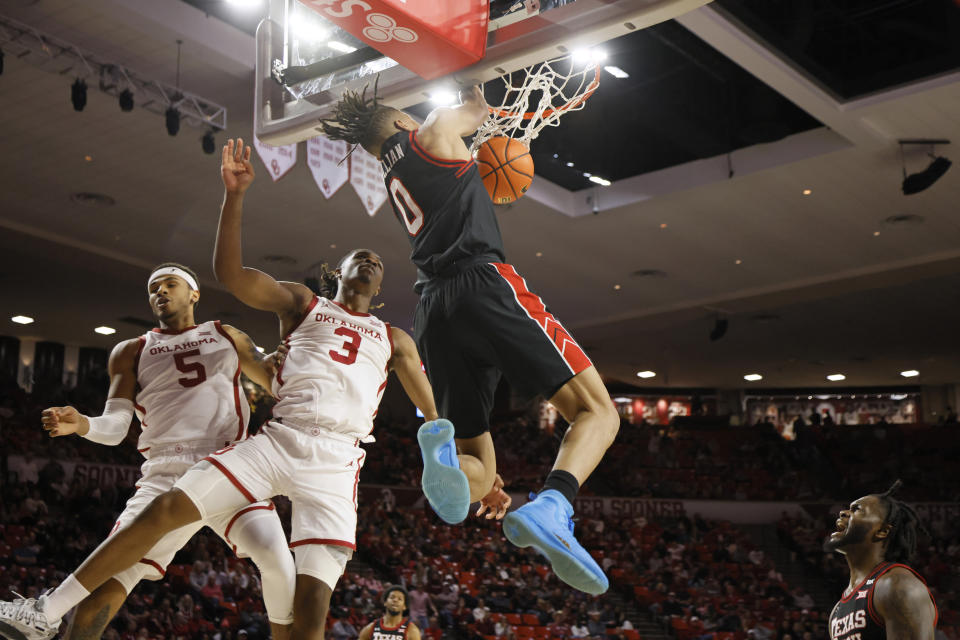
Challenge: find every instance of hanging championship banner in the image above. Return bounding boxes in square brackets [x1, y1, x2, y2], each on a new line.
[307, 136, 350, 199]
[253, 135, 297, 182]
[349, 146, 388, 216]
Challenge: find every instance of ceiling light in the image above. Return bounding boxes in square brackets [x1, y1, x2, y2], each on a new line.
[71, 78, 87, 112]
[117, 88, 135, 112]
[330, 243, 337, 249]
[535, 251, 543, 257]
[328, 41, 357, 53]
[826, 373, 846, 382]
[603, 65, 629, 79]
[900, 370, 919, 378]
[572, 48, 607, 65]
[660, 223, 667, 229]
[582, 172, 592, 178]
[613, 284, 621, 290]
[566, 162, 574, 167]
[802, 189, 812, 195]
[744, 374, 763, 381]
[256, 346, 266, 353]
[589, 175, 611, 186]
[11, 315, 34, 325]
[95, 326, 117, 335]
[735, 259, 742, 265]
[430, 90, 457, 106]
[873, 231, 880, 236]
[84, 155, 93, 162]
[165, 107, 180, 136]
[636, 371, 656, 379]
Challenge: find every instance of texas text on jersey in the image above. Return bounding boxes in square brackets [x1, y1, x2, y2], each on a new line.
[829, 562, 938, 640]
[373, 617, 410, 640]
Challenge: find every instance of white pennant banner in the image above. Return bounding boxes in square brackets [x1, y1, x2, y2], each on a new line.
[253, 135, 297, 182]
[349, 146, 388, 216]
[307, 136, 350, 199]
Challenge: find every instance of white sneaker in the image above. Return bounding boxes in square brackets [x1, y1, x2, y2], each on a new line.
[0, 593, 61, 640]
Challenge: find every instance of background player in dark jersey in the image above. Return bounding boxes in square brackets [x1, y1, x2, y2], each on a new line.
[824, 481, 937, 640]
[320, 86, 619, 595]
[358, 586, 421, 640]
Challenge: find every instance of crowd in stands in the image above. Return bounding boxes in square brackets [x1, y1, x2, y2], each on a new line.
[2, 373, 957, 640]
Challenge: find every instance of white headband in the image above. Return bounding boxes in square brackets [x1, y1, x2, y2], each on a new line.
[148, 267, 199, 292]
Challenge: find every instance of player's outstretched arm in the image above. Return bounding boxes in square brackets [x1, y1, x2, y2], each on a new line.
[389, 327, 439, 421]
[215, 138, 310, 318]
[873, 568, 937, 640]
[417, 85, 488, 158]
[41, 338, 139, 443]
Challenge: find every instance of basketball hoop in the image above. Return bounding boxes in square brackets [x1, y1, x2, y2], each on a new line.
[470, 53, 601, 154]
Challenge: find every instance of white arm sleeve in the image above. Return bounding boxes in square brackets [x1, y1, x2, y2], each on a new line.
[82, 398, 135, 445]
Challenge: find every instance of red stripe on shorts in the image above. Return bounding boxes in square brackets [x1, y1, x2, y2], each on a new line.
[289, 538, 356, 551]
[491, 263, 591, 376]
[139, 558, 166, 575]
[203, 455, 257, 503]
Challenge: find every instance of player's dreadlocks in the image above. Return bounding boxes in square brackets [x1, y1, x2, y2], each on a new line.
[877, 479, 925, 563]
[319, 76, 399, 156]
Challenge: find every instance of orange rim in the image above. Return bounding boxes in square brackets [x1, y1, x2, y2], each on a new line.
[488, 64, 601, 120]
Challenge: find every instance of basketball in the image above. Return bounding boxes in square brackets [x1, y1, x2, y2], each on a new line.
[474, 136, 535, 205]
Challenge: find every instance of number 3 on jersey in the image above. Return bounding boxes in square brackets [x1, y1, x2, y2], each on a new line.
[389, 177, 424, 236]
[330, 327, 362, 365]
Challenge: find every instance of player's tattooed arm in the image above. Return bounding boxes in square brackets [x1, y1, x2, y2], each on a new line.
[221, 324, 277, 394]
[873, 568, 936, 640]
[388, 327, 439, 421]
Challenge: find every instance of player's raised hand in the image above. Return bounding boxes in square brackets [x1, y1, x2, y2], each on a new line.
[221, 138, 256, 194]
[41, 405, 88, 437]
[476, 473, 511, 520]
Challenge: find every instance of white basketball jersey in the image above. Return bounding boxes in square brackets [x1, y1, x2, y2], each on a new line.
[272, 297, 392, 440]
[134, 320, 250, 453]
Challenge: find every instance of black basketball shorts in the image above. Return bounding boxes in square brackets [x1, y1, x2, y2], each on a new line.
[414, 261, 592, 438]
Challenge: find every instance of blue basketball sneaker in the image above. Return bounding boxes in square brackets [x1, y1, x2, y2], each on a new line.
[417, 419, 470, 524]
[502, 490, 609, 595]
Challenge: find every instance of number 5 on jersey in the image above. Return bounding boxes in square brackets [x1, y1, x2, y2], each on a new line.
[174, 349, 207, 387]
[389, 177, 424, 236]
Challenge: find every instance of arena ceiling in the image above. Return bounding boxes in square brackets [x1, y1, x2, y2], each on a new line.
[1, 0, 960, 391]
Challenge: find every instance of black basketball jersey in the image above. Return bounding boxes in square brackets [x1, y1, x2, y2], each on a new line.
[372, 617, 410, 640]
[829, 562, 937, 640]
[379, 130, 506, 291]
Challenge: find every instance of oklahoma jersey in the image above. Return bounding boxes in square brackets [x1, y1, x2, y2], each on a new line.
[134, 320, 249, 453]
[272, 296, 392, 440]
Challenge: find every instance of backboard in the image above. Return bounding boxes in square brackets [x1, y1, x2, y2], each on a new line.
[255, 0, 713, 146]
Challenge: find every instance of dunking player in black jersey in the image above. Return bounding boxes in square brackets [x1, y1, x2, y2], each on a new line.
[825, 481, 937, 640]
[320, 85, 618, 595]
[358, 586, 421, 640]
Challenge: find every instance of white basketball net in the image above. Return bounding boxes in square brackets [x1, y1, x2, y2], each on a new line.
[470, 53, 602, 154]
